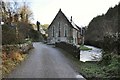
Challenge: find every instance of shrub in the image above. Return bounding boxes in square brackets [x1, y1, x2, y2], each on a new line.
[101, 54, 120, 77]
[2, 24, 25, 45]
[102, 33, 118, 53]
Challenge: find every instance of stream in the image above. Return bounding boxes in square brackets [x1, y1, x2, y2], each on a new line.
[80, 45, 102, 62]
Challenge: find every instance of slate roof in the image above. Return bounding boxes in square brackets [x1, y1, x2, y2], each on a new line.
[67, 17, 80, 30]
[48, 9, 80, 31]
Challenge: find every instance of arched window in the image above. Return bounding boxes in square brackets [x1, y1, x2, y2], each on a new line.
[58, 22, 60, 37]
[52, 26, 55, 37]
[64, 24, 68, 37]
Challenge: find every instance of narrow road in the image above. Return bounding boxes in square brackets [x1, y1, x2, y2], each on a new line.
[6, 42, 85, 79]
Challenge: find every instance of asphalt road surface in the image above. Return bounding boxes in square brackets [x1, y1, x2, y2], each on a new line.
[6, 42, 86, 79]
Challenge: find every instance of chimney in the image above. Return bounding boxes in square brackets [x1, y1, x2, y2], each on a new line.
[59, 8, 61, 11]
[70, 16, 72, 22]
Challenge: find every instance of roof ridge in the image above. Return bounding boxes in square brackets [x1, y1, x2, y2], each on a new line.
[48, 9, 80, 31]
[66, 16, 80, 30]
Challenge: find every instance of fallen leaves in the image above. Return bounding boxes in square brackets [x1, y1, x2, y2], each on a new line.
[1, 50, 27, 77]
[1, 43, 33, 77]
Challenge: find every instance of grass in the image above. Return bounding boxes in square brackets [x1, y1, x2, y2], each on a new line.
[80, 45, 92, 51]
[57, 48, 119, 80]
[77, 62, 106, 78]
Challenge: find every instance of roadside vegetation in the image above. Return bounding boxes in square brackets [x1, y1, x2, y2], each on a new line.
[1, 40, 33, 77]
[83, 33, 120, 79]
[80, 3, 119, 79]
[61, 47, 119, 80]
[1, 50, 27, 77]
[1, 0, 38, 77]
[58, 33, 119, 79]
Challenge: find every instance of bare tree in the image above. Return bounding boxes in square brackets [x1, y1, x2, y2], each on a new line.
[18, 2, 33, 23]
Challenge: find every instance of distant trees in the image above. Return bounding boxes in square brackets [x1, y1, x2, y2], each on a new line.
[1, 0, 33, 24]
[1, 0, 40, 44]
[1, 1, 15, 24]
[41, 24, 49, 31]
[85, 4, 118, 48]
[19, 2, 33, 23]
[84, 4, 120, 77]
[41, 24, 49, 41]
[35, 21, 49, 42]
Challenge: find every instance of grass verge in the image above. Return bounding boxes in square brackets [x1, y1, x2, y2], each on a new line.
[80, 45, 92, 51]
[1, 52, 28, 78]
[56, 48, 119, 80]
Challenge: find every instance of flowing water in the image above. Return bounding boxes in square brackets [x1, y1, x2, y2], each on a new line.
[80, 45, 102, 62]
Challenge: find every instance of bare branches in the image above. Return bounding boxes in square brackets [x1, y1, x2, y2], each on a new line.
[1, 0, 33, 24]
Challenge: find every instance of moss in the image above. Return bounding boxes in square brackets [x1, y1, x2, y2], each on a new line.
[80, 45, 92, 51]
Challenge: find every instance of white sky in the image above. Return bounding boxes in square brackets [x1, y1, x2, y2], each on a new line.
[4, 0, 120, 27]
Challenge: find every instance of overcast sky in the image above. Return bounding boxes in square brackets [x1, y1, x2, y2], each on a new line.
[4, 0, 120, 27]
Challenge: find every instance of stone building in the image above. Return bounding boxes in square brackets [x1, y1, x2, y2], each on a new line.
[47, 9, 81, 45]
